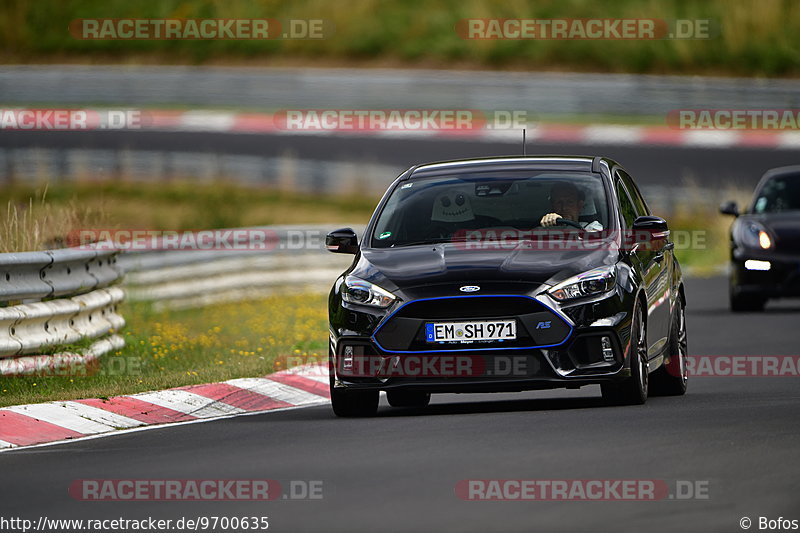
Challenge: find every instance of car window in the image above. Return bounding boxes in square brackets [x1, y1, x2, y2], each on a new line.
[616, 169, 650, 216]
[752, 175, 800, 213]
[370, 170, 610, 247]
[616, 180, 637, 229]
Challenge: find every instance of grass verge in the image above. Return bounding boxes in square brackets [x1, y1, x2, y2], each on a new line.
[0, 180, 378, 252]
[2, 0, 798, 77]
[0, 293, 329, 408]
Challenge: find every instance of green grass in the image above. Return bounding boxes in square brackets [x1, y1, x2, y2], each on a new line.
[667, 184, 752, 276]
[2, 0, 799, 77]
[671, 219, 729, 276]
[0, 293, 329, 407]
[0, 180, 378, 252]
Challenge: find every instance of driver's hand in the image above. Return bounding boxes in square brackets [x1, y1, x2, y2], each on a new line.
[540, 213, 562, 227]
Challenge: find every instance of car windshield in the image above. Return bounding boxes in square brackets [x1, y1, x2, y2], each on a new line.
[752, 175, 800, 213]
[371, 170, 610, 247]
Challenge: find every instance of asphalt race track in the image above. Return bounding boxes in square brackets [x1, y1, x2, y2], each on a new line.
[1, 274, 798, 532]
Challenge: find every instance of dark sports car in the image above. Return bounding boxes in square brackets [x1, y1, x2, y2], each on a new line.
[721, 165, 800, 311]
[326, 156, 688, 417]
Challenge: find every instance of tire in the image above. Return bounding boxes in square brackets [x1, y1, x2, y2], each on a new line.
[602, 302, 648, 406]
[729, 275, 766, 312]
[329, 348, 379, 417]
[650, 299, 688, 396]
[330, 388, 379, 417]
[730, 290, 766, 312]
[386, 390, 431, 408]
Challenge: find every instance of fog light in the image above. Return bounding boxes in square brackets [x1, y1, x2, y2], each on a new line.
[601, 336, 614, 362]
[744, 259, 771, 271]
[342, 345, 354, 370]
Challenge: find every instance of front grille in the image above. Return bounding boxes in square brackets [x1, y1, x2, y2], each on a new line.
[374, 295, 572, 353]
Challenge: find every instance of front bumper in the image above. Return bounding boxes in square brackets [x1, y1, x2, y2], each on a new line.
[330, 291, 635, 392]
[731, 253, 800, 298]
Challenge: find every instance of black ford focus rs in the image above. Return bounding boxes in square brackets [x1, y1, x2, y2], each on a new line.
[326, 156, 688, 417]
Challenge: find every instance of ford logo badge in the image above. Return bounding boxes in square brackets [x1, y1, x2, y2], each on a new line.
[459, 285, 480, 293]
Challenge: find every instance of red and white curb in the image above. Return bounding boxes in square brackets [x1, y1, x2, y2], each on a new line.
[141, 110, 800, 150]
[0, 364, 329, 451]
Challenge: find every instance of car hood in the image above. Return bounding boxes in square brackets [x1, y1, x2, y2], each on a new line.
[351, 242, 618, 297]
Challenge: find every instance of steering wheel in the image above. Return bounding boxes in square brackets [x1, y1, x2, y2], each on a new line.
[535, 218, 585, 230]
[553, 218, 584, 230]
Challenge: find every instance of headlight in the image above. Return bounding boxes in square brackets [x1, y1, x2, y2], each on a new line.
[758, 230, 772, 249]
[548, 265, 616, 302]
[341, 275, 397, 308]
[740, 221, 773, 250]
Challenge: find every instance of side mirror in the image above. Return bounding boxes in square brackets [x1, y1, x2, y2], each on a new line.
[326, 228, 359, 254]
[719, 201, 739, 217]
[632, 216, 669, 241]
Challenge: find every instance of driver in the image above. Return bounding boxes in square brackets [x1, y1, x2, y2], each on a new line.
[539, 182, 603, 231]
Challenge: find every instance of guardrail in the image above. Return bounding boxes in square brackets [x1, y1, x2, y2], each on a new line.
[0, 246, 125, 376]
[3, 65, 799, 116]
[0, 224, 360, 375]
[118, 224, 360, 311]
[0, 148, 399, 197]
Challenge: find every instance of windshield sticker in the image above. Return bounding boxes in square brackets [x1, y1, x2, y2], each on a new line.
[378, 231, 393, 239]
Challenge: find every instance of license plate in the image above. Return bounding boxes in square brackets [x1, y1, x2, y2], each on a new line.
[425, 320, 517, 343]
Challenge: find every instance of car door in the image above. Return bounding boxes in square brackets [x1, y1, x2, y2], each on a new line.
[614, 169, 672, 357]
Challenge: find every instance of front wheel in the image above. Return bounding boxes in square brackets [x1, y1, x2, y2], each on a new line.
[730, 290, 766, 312]
[329, 349, 379, 417]
[330, 388, 379, 417]
[729, 272, 766, 312]
[602, 303, 648, 406]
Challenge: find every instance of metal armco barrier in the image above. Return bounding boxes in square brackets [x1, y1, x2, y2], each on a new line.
[0, 246, 120, 303]
[2, 288, 125, 356]
[2, 65, 799, 117]
[0, 224, 362, 375]
[119, 224, 361, 311]
[0, 245, 125, 375]
[43, 248, 120, 298]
